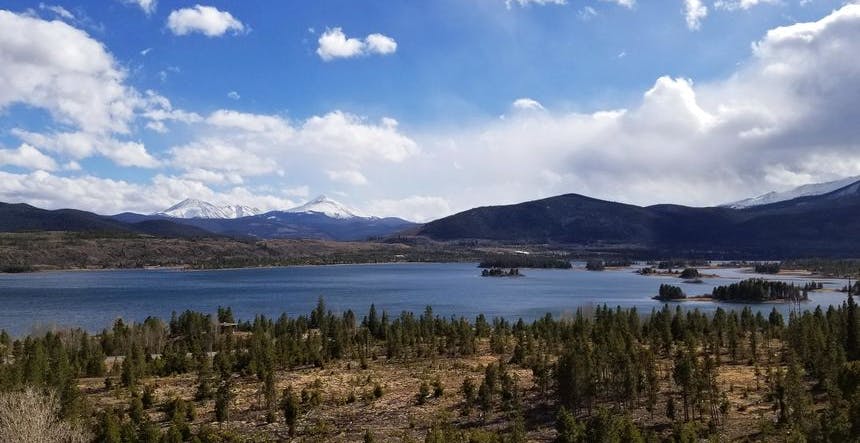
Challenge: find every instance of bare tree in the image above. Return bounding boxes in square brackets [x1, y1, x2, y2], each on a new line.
[0, 387, 89, 443]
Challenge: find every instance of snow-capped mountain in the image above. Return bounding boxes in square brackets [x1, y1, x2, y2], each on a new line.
[723, 176, 860, 209]
[155, 198, 262, 219]
[286, 195, 366, 219]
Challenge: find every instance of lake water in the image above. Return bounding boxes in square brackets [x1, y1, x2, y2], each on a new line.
[0, 263, 851, 336]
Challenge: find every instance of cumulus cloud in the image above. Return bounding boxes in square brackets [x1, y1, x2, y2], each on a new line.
[684, 0, 708, 30]
[227, 91, 240, 100]
[0, 10, 166, 169]
[12, 130, 160, 169]
[0, 10, 137, 134]
[166, 5, 245, 37]
[316, 28, 397, 61]
[165, 109, 416, 188]
[364, 33, 398, 55]
[0, 144, 58, 171]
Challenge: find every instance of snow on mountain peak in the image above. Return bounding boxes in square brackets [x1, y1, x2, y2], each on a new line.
[724, 176, 860, 209]
[286, 195, 365, 219]
[155, 198, 262, 219]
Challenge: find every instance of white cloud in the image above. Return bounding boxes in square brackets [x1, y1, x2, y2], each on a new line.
[170, 140, 278, 176]
[227, 91, 240, 100]
[38, 3, 75, 20]
[365, 33, 398, 55]
[0, 10, 137, 134]
[0, 144, 58, 171]
[326, 169, 368, 186]
[512, 98, 545, 111]
[316, 28, 398, 61]
[297, 112, 418, 162]
[714, 0, 778, 11]
[206, 109, 292, 134]
[600, 0, 636, 9]
[122, 0, 156, 15]
[169, 109, 416, 180]
[12, 130, 160, 168]
[684, 0, 708, 30]
[181, 168, 243, 185]
[166, 5, 245, 37]
[365, 196, 451, 222]
[140, 48, 152, 56]
[505, 0, 567, 8]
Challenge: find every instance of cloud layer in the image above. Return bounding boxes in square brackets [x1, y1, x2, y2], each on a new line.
[2, 5, 860, 223]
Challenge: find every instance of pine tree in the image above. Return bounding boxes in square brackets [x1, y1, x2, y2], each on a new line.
[281, 385, 300, 436]
[214, 379, 231, 423]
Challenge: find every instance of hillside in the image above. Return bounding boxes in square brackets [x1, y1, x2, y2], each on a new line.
[418, 180, 860, 256]
[0, 203, 213, 238]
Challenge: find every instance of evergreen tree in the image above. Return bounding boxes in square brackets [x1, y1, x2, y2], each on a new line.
[214, 379, 231, 423]
[282, 385, 300, 437]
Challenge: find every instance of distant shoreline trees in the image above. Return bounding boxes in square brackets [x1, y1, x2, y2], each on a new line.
[711, 278, 807, 302]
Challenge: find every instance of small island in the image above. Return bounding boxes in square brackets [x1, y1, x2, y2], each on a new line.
[481, 267, 522, 277]
[585, 259, 632, 271]
[653, 283, 686, 301]
[711, 278, 809, 303]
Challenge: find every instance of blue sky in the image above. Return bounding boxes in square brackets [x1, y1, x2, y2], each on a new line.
[1, 0, 859, 221]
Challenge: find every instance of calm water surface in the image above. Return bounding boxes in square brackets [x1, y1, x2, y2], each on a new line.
[0, 263, 850, 335]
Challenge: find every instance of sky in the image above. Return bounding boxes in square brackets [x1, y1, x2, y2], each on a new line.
[1, 0, 859, 221]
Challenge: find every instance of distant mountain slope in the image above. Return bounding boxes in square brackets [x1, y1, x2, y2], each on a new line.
[286, 195, 364, 219]
[723, 176, 860, 208]
[418, 194, 658, 244]
[156, 198, 261, 219]
[418, 180, 860, 256]
[0, 203, 214, 238]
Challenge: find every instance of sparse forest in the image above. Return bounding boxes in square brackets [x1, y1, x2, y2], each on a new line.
[0, 296, 858, 441]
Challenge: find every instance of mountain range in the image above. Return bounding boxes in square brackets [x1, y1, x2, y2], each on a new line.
[116, 195, 417, 241]
[418, 178, 860, 257]
[2, 179, 860, 256]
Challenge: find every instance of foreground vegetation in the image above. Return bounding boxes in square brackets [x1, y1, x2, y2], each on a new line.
[1, 294, 858, 442]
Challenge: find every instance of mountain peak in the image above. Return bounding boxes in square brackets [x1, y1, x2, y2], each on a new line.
[723, 176, 860, 208]
[156, 198, 261, 219]
[287, 195, 365, 219]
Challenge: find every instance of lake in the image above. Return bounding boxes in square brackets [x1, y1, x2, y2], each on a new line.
[0, 263, 851, 336]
